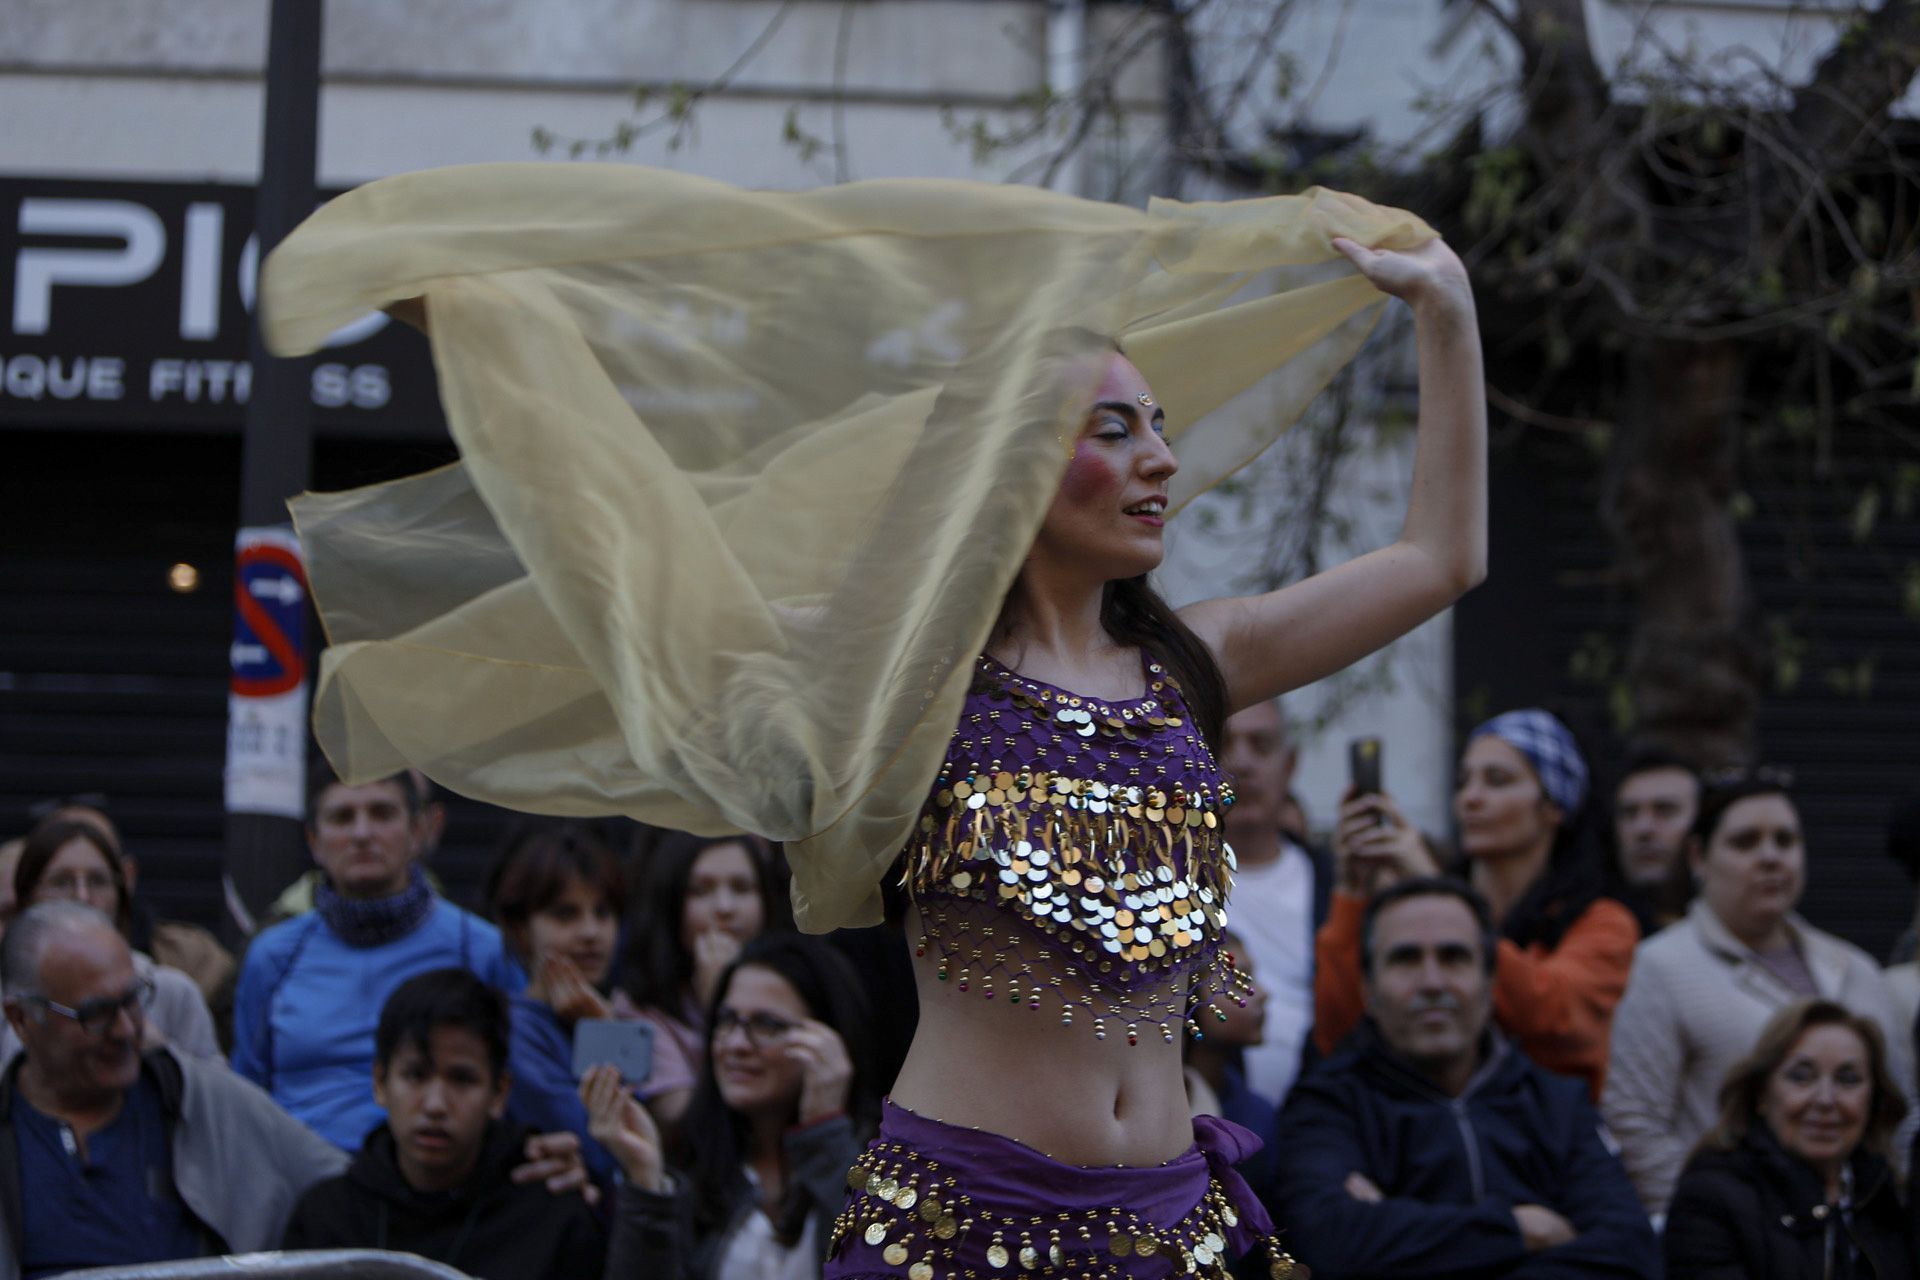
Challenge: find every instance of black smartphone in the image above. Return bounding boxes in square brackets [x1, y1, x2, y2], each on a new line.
[1349, 736, 1383, 799]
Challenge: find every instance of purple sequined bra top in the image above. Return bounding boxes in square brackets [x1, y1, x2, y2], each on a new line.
[900, 653, 1249, 1046]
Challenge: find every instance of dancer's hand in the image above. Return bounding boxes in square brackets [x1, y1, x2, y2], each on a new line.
[1332, 237, 1472, 317]
[580, 1064, 669, 1193]
[690, 929, 742, 1009]
[784, 1018, 854, 1125]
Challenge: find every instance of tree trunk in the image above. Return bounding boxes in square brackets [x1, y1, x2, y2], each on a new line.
[1602, 340, 1763, 766]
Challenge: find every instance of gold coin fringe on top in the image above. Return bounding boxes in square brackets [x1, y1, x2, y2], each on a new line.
[899, 660, 1251, 1045]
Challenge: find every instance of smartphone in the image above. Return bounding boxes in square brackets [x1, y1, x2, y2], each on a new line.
[572, 1018, 654, 1085]
[1349, 736, 1383, 799]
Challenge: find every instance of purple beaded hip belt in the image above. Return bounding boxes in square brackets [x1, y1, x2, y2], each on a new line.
[825, 1099, 1301, 1279]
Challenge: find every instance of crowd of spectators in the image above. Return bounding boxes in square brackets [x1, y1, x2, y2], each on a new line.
[3, 703, 1919, 1280]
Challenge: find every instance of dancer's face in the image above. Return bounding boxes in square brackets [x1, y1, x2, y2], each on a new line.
[1030, 354, 1177, 584]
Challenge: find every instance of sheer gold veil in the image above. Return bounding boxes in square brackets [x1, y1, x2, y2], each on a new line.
[264, 163, 1431, 930]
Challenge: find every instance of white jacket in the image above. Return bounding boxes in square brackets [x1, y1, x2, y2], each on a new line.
[1601, 898, 1914, 1216]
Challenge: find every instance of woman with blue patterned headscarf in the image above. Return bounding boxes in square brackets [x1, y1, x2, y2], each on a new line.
[1308, 708, 1640, 1098]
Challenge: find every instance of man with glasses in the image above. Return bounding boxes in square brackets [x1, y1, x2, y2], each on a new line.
[0, 903, 592, 1280]
[0, 901, 346, 1279]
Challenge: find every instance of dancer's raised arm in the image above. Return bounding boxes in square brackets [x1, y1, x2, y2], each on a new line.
[1180, 235, 1487, 713]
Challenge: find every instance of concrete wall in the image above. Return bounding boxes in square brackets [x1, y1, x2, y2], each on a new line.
[0, 0, 1165, 188]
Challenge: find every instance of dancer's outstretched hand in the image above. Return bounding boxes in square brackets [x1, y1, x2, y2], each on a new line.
[1332, 236, 1472, 315]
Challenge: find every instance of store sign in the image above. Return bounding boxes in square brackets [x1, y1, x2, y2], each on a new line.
[0, 175, 443, 431]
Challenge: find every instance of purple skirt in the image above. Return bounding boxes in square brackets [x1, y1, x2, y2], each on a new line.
[824, 1099, 1297, 1279]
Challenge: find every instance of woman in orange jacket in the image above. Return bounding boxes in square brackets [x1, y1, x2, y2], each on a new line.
[1309, 709, 1639, 1098]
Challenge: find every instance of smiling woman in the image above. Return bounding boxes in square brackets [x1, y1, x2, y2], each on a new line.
[585, 933, 876, 1280]
[8, 819, 221, 1062]
[264, 163, 1475, 1278]
[1665, 999, 1918, 1280]
[1602, 772, 1918, 1216]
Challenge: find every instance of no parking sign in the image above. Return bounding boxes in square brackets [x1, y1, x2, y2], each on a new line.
[225, 526, 309, 818]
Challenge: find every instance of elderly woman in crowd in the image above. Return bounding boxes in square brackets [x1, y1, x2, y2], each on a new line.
[1311, 709, 1640, 1098]
[1603, 770, 1915, 1217]
[1665, 999, 1916, 1279]
[6, 818, 219, 1059]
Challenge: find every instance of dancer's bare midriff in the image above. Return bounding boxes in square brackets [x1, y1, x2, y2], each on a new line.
[887, 905, 1198, 1168]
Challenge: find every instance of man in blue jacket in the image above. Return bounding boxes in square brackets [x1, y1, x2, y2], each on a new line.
[1275, 877, 1659, 1280]
[233, 765, 523, 1150]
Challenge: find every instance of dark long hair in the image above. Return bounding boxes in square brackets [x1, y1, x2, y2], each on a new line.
[1103, 575, 1227, 751]
[16, 820, 132, 938]
[671, 933, 877, 1243]
[1040, 328, 1228, 747]
[621, 831, 791, 1015]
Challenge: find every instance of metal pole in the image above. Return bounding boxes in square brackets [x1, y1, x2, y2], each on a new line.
[224, 0, 323, 938]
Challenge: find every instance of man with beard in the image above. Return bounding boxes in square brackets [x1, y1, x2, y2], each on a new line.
[1274, 879, 1658, 1280]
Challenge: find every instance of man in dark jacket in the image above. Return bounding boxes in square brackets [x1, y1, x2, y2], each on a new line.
[1275, 877, 1660, 1280]
[281, 969, 605, 1280]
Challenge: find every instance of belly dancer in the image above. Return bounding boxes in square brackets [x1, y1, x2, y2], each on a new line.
[261, 167, 1484, 1278]
[831, 234, 1481, 1278]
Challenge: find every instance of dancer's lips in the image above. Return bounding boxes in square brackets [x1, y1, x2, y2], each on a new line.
[1124, 496, 1167, 527]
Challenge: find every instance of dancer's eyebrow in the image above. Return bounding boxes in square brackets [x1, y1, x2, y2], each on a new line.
[1090, 400, 1166, 427]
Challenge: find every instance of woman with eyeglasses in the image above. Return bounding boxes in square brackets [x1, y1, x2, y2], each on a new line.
[6, 819, 219, 1060]
[1603, 770, 1916, 1219]
[621, 832, 792, 1129]
[582, 932, 874, 1280]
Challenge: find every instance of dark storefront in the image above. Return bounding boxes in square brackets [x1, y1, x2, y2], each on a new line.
[1, 176, 509, 928]
[1455, 429, 1920, 961]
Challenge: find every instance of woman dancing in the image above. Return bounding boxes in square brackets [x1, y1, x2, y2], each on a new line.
[822, 237, 1480, 1278]
[265, 170, 1482, 1277]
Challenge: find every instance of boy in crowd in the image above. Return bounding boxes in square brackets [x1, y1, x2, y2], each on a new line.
[281, 970, 605, 1280]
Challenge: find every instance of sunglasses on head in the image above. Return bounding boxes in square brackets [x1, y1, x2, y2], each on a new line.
[1702, 765, 1794, 791]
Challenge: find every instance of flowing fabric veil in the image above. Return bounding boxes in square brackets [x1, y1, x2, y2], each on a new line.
[264, 163, 1431, 930]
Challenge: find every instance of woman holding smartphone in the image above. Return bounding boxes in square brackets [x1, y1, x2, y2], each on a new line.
[584, 933, 875, 1279]
[487, 820, 643, 1192]
[1309, 710, 1639, 1097]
